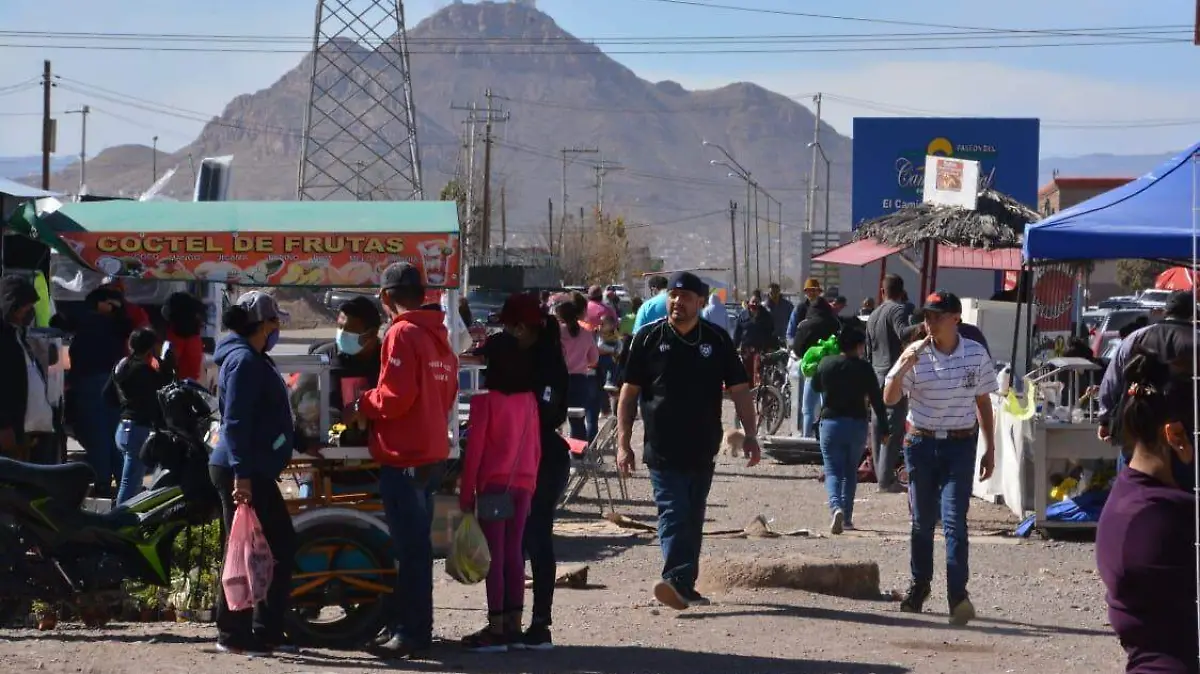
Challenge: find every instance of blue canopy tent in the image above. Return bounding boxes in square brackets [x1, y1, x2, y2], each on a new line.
[1023, 142, 1200, 261]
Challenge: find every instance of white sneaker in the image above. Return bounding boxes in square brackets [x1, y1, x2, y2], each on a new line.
[830, 509, 845, 535]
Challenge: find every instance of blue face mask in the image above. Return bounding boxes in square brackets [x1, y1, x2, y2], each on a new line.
[336, 328, 364, 356]
[265, 328, 280, 352]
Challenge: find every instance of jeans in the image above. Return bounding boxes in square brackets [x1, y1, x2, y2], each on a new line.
[904, 433, 977, 603]
[874, 393, 908, 489]
[524, 452, 570, 626]
[566, 373, 599, 442]
[819, 418, 869, 525]
[70, 372, 122, 498]
[114, 420, 150, 505]
[478, 487, 533, 614]
[801, 377, 822, 438]
[211, 466, 296, 648]
[379, 462, 444, 647]
[649, 466, 715, 595]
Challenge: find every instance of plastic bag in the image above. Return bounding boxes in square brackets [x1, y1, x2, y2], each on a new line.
[222, 503, 275, 611]
[800, 335, 840, 378]
[445, 513, 490, 585]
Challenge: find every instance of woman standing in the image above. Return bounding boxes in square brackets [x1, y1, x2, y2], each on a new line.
[104, 328, 171, 504]
[554, 298, 599, 441]
[810, 327, 890, 534]
[1096, 350, 1196, 673]
[208, 291, 297, 656]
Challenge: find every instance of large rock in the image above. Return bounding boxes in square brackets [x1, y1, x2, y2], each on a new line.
[698, 555, 880, 599]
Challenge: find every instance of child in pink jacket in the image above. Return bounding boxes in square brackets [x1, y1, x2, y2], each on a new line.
[459, 330, 542, 652]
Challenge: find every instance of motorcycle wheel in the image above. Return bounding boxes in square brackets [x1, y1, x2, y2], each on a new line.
[287, 522, 393, 650]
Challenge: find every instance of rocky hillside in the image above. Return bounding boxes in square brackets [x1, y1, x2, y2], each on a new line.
[39, 1, 852, 269]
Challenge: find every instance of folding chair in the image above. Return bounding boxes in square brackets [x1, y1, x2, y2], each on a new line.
[559, 415, 624, 515]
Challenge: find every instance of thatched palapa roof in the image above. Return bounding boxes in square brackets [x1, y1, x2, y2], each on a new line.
[851, 189, 1040, 250]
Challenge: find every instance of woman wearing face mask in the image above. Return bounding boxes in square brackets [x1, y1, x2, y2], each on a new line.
[208, 291, 297, 656]
[1096, 349, 1197, 673]
[292, 296, 383, 498]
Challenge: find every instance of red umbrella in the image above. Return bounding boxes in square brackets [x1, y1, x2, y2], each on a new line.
[1155, 266, 1197, 291]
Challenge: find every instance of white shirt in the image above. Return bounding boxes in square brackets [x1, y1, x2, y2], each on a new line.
[886, 337, 997, 432]
[20, 336, 54, 433]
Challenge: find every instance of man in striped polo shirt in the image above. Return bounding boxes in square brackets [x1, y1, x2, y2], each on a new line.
[883, 290, 997, 626]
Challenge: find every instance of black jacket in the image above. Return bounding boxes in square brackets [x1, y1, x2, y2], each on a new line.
[0, 322, 32, 439]
[531, 315, 570, 464]
[865, 300, 913, 378]
[104, 356, 170, 427]
[792, 300, 840, 358]
[734, 307, 779, 351]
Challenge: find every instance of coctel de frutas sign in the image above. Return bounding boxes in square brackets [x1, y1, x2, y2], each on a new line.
[850, 117, 1041, 229]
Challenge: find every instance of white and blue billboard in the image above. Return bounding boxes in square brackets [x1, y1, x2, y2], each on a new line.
[850, 118, 1040, 229]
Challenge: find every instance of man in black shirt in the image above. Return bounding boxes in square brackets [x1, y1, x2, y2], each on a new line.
[864, 274, 911, 492]
[618, 271, 759, 611]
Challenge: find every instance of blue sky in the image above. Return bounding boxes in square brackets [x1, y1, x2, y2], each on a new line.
[0, 0, 1196, 159]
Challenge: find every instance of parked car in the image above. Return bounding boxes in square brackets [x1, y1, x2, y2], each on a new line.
[323, 288, 381, 315]
[1097, 295, 1141, 310]
[1135, 288, 1175, 311]
[1090, 308, 1149, 356]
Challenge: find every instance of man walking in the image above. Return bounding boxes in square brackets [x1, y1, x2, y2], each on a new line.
[354, 262, 458, 659]
[764, 282, 793, 342]
[617, 271, 760, 610]
[632, 275, 670, 334]
[866, 274, 912, 493]
[884, 291, 996, 626]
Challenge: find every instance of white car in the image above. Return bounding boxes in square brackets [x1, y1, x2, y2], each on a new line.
[1136, 289, 1174, 310]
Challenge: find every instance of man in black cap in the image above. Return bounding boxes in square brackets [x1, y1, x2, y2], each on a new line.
[883, 290, 997, 626]
[1098, 289, 1197, 483]
[617, 270, 760, 610]
[349, 262, 458, 658]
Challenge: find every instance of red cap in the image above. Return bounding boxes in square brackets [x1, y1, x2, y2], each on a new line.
[498, 293, 544, 327]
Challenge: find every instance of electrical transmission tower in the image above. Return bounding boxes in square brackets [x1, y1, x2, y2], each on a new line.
[297, 0, 424, 201]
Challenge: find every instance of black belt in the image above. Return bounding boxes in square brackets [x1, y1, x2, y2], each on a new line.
[907, 425, 978, 440]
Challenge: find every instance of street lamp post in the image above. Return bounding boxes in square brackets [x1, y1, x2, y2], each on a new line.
[807, 141, 833, 248]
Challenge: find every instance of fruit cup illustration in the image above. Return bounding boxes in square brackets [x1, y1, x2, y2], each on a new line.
[417, 240, 454, 286]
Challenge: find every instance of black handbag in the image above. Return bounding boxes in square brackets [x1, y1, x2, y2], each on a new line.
[474, 405, 530, 522]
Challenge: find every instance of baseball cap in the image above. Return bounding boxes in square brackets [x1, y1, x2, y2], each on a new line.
[235, 290, 289, 324]
[667, 271, 709, 297]
[1165, 290, 1197, 319]
[921, 290, 963, 315]
[498, 293, 544, 327]
[379, 262, 423, 291]
[647, 275, 669, 291]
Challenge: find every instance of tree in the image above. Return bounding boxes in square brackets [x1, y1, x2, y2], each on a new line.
[1115, 259, 1169, 293]
[557, 210, 629, 286]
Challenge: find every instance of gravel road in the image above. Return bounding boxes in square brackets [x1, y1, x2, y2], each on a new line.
[1, 407, 1122, 674]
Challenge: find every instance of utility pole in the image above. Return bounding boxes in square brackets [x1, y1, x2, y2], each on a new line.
[729, 200, 740, 301]
[152, 135, 158, 184]
[459, 90, 508, 259]
[743, 178, 752, 292]
[593, 159, 623, 217]
[763, 191, 771, 285]
[561, 146, 598, 250]
[548, 198, 554, 256]
[65, 104, 89, 195]
[500, 181, 508, 264]
[753, 184, 761, 286]
[806, 92, 822, 233]
[40, 60, 53, 190]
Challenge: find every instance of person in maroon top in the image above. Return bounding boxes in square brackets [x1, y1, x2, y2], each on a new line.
[1095, 348, 1197, 674]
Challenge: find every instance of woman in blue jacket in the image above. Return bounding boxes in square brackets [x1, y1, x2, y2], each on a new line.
[208, 291, 297, 656]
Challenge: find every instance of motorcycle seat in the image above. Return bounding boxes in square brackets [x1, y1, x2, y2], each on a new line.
[0, 456, 95, 508]
[59, 505, 141, 531]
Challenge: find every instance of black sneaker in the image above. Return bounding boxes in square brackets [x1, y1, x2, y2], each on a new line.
[461, 627, 508, 654]
[949, 595, 976, 626]
[373, 635, 432, 660]
[680, 589, 711, 607]
[899, 582, 931, 614]
[518, 623, 554, 651]
[653, 580, 689, 611]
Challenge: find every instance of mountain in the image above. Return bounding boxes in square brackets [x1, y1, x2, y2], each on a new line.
[1037, 151, 1178, 186]
[34, 1, 849, 271]
[0, 155, 72, 180]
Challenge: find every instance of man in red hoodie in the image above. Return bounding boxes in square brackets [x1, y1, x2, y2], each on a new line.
[352, 261, 457, 659]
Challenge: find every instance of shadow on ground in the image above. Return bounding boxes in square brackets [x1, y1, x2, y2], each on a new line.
[278, 643, 912, 674]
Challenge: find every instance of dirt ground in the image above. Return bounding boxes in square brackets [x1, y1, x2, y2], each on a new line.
[0, 406, 1122, 674]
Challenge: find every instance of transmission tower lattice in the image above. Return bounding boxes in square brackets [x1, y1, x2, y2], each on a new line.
[297, 0, 424, 201]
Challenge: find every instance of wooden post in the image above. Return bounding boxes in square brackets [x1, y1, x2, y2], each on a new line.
[877, 258, 888, 304]
[928, 244, 940, 294]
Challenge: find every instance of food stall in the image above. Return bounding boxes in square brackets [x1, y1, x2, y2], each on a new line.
[8, 198, 464, 646]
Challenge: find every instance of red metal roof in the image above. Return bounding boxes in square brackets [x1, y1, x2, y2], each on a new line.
[813, 239, 903, 267]
[1037, 176, 1133, 196]
[936, 245, 1022, 271]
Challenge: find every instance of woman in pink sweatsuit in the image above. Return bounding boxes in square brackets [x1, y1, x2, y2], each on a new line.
[459, 303, 543, 653]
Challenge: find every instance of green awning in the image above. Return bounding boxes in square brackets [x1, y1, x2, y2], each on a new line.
[38, 200, 459, 234]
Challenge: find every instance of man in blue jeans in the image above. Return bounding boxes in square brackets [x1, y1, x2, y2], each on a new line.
[617, 271, 761, 610]
[883, 291, 997, 626]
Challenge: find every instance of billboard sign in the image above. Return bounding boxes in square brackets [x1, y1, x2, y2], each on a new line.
[851, 117, 1040, 228]
[923, 155, 980, 210]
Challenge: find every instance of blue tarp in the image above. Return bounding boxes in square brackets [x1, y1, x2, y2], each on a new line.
[1023, 142, 1200, 261]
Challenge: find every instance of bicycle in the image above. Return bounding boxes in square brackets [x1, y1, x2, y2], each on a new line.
[752, 348, 792, 436]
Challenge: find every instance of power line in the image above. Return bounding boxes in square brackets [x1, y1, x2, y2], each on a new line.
[0, 37, 1187, 55]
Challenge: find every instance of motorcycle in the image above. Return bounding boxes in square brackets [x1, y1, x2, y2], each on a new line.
[0, 380, 221, 625]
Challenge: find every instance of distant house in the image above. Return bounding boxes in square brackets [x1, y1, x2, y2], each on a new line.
[1036, 176, 1134, 301]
